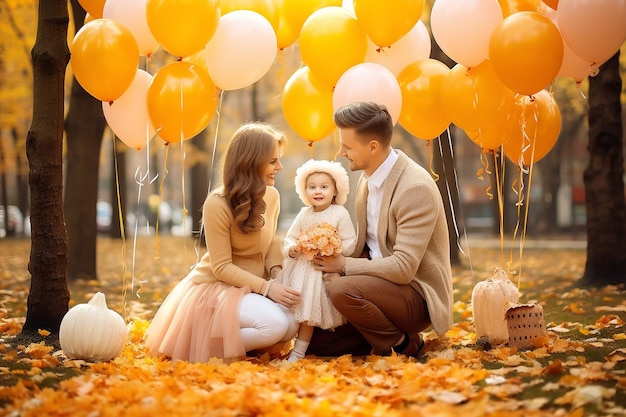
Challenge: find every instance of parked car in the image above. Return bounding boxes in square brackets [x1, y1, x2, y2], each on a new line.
[0, 205, 24, 237]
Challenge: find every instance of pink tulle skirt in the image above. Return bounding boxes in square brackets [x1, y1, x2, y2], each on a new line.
[144, 276, 250, 362]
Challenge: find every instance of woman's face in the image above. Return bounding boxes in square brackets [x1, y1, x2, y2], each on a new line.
[262, 141, 283, 186]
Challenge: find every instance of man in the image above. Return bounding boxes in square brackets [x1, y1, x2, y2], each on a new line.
[308, 101, 453, 358]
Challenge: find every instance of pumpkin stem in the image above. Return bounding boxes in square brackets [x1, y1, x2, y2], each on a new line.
[88, 292, 108, 309]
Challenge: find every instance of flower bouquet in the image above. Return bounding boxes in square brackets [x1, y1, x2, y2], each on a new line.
[296, 222, 343, 260]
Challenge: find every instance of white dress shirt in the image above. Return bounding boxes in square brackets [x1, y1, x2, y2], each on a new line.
[365, 149, 398, 259]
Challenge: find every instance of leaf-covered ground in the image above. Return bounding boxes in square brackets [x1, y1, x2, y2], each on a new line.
[0, 236, 625, 416]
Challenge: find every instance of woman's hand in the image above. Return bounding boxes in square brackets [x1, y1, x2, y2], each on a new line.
[268, 281, 301, 308]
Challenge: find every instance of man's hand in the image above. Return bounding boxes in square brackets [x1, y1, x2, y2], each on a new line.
[312, 253, 345, 274]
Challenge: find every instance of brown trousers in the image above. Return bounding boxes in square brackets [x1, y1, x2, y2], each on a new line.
[307, 274, 431, 356]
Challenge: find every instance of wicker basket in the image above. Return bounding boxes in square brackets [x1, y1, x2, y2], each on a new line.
[506, 303, 546, 350]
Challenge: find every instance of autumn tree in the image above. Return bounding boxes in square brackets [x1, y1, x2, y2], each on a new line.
[22, 0, 70, 334]
[580, 51, 626, 286]
[64, 0, 107, 280]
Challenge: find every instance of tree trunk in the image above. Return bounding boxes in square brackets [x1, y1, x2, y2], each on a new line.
[191, 129, 210, 238]
[433, 135, 461, 265]
[64, 0, 106, 280]
[22, 0, 70, 335]
[580, 52, 626, 286]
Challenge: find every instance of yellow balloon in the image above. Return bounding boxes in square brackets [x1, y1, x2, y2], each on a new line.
[441, 60, 515, 134]
[147, 61, 219, 143]
[282, 0, 342, 38]
[503, 90, 561, 166]
[398, 59, 451, 140]
[489, 11, 563, 96]
[299, 6, 367, 87]
[146, 0, 220, 57]
[70, 19, 139, 102]
[78, 0, 106, 19]
[354, 0, 424, 47]
[220, 0, 279, 33]
[276, 0, 299, 49]
[281, 66, 335, 143]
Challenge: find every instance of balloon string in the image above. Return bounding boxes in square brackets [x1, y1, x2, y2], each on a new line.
[196, 89, 225, 268]
[332, 128, 341, 162]
[437, 129, 473, 279]
[111, 132, 129, 323]
[155, 143, 170, 262]
[132, 159, 150, 299]
[477, 151, 493, 200]
[178, 132, 190, 268]
[427, 140, 439, 181]
[517, 103, 540, 288]
[273, 49, 286, 99]
[492, 149, 505, 267]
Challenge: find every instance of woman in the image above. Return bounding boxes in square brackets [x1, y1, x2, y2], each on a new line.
[145, 122, 300, 362]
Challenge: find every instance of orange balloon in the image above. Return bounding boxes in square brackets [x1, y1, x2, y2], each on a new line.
[299, 6, 367, 87]
[503, 90, 561, 166]
[542, 0, 559, 9]
[221, 0, 279, 33]
[282, 66, 335, 143]
[497, 0, 542, 16]
[146, 0, 220, 57]
[354, 0, 424, 47]
[78, 0, 106, 18]
[70, 19, 139, 102]
[282, 0, 342, 38]
[441, 60, 515, 134]
[464, 119, 507, 151]
[147, 61, 219, 143]
[489, 11, 563, 96]
[398, 59, 451, 140]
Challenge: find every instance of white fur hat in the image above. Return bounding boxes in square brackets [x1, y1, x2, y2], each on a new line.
[294, 159, 350, 206]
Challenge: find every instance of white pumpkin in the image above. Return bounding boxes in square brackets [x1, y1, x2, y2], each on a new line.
[471, 267, 519, 345]
[59, 292, 127, 361]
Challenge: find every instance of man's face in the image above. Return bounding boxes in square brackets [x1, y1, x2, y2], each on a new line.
[339, 128, 374, 174]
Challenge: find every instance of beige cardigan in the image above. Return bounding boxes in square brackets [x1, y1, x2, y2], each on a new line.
[344, 151, 454, 334]
[188, 186, 283, 294]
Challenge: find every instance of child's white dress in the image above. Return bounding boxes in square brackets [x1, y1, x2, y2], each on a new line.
[279, 204, 356, 329]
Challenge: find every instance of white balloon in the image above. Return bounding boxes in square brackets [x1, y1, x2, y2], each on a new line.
[365, 20, 431, 77]
[103, 69, 155, 150]
[103, 0, 160, 56]
[333, 63, 402, 125]
[431, 0, 503, 67]
[205, 10, 277, 91]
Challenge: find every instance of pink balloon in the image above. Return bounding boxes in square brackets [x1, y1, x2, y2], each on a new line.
[557, 0, 626, 65]
[103, 69, 156, 150]
[332, 63, 402, 125]
[431, 0, 503, 67]
[205, 10, 277, 91]
[103, 0, 160, 56]
[543, 7, 597, 83]
[365, 20, 431, 77]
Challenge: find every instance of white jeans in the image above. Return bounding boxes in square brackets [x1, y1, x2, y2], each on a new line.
[239, 293, 299, 352]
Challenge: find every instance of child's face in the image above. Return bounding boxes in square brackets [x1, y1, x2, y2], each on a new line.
[306, 172, 336, 211]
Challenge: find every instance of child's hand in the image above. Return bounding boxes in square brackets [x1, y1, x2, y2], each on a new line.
[287, 246, 299, 258]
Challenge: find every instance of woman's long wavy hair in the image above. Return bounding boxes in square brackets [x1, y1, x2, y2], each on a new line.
[220, 123, 286, 234]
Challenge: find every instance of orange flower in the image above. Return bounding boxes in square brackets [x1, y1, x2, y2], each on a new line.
[296, 223, 343, 260]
